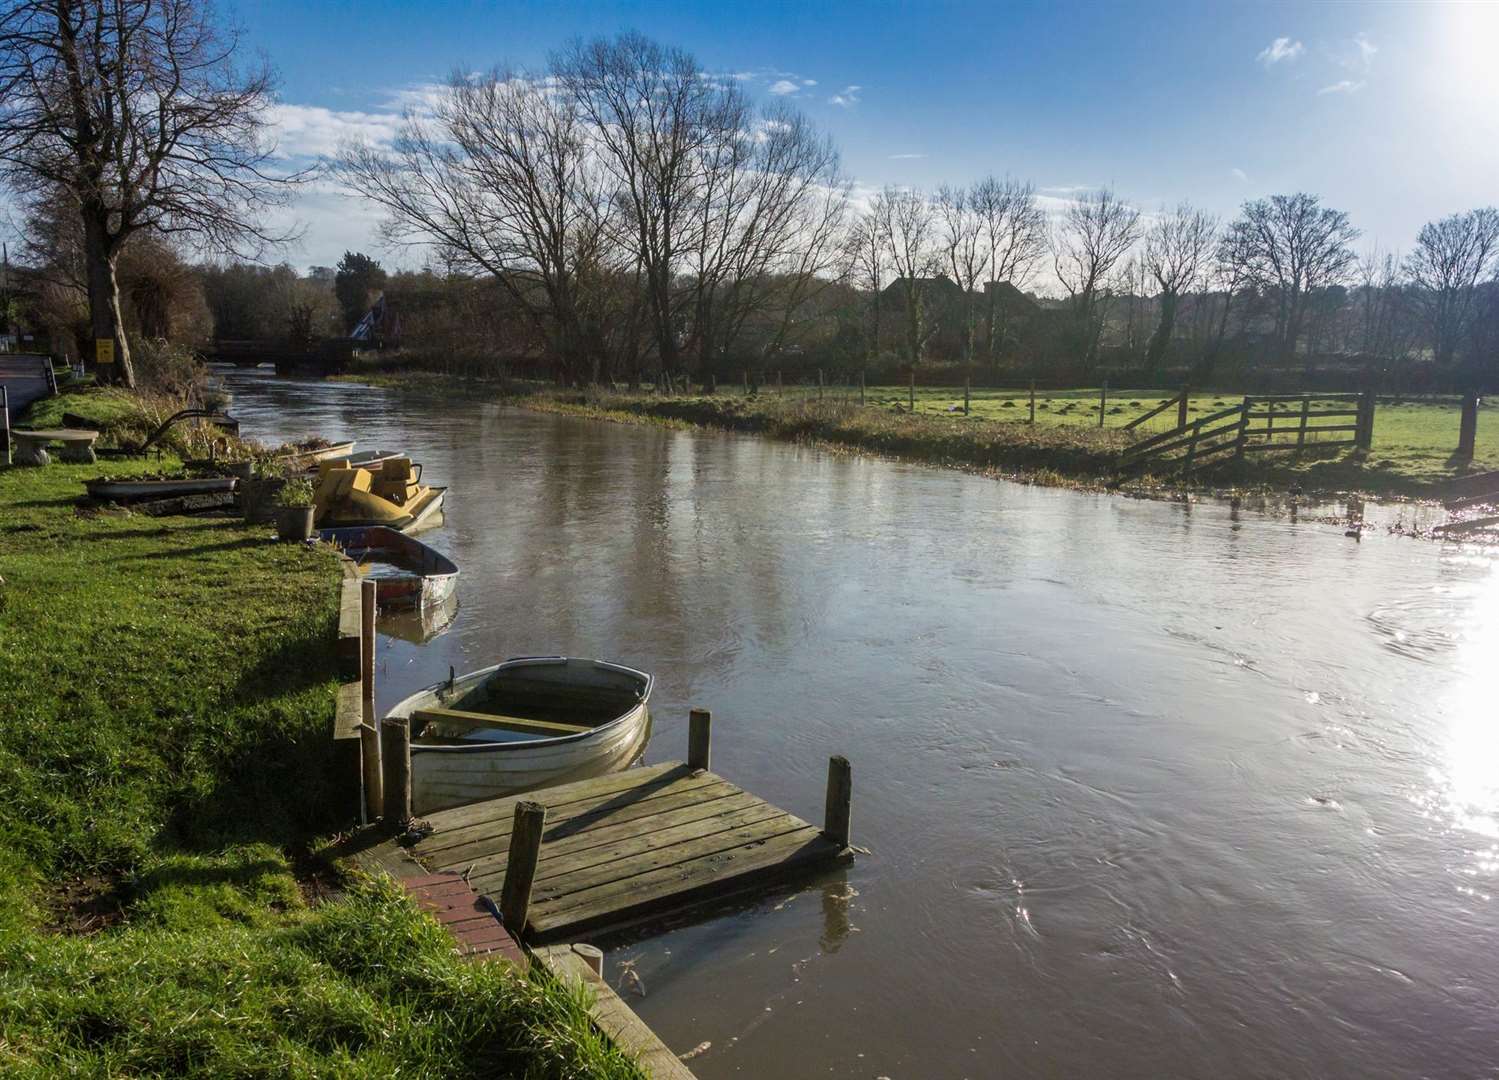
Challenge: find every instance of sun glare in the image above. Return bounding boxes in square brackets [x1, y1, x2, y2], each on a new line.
[1439, 2, 1499, 101]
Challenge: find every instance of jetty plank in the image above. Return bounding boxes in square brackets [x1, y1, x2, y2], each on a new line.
[367, 760, 851, 943]
[533, 946, 699, 1079]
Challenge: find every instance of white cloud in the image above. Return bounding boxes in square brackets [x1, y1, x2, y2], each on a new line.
[828, 85, 862, 107]
[768, 79, 799, 95]
[1231, 167, 1250, 183]
[1318, 79, 1366, 95]
[267, 103, 402, 158]
[1354, 32, 1377, 67]
[888, 153, 926, 160]
[802, 79, 818, 87]
[1257, 37, 1304, 66]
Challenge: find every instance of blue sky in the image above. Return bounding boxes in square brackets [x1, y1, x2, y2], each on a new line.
[237, 0, 1499, 275]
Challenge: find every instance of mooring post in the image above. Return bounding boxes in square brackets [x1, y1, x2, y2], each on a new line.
[860, 369, 866, 405]
[572, 943, 604, 976]
[688, 708, 712, 772]
[909, 369, 915, 412]
[964, 376, 971, 415]
[501, 801, 547, 935]
[744, 369, 749, 395]
[777, 369, 783, 395]
[1099, 380, 1108, 427]
[381, 716, 411, 827]
[1178, 384, 1189, 429]
[824, 755, 852, 849]
[1029, 379, 1036, 424]
[359, 579, 382, 823]
[1457, 393, 1479, 461]
[818, 368, 824, 402]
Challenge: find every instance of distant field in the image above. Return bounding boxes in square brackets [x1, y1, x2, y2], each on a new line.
[814, 385, 1499, 483]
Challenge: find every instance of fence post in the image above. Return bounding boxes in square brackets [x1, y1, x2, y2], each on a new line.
[1182, 418, 1200, 474]
[1029, 380, 1036, 424]
[1457, 393, 1478, 461]
[777, 370, 783, 395]
[744, 369, 749, 395]
[381, 717, 411, 827]
[1, 386, 10, 467]
[964, 376, 970, 416]
[818, 369, 824, 403]
[500, 801, 547, 936]
[1297, 395, 1311, 451]
[688, 708, 712, 772]
[1099, 380, 1108, 427]
[909, 369, 915, 412]
[860, 369, 866, 406]
[1178, 385, 1189, 429]
[359, 579, 382, 824]
[1357, 392, 1375, 451]
[1234, 397, 1252, 460]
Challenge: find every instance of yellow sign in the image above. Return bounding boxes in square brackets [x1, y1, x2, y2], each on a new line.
[95, 338, 114, 365]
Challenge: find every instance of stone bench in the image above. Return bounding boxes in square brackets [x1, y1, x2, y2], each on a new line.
[12, 428, 100, 466]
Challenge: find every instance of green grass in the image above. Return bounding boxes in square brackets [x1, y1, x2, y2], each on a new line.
[0, 391, 644, 1078]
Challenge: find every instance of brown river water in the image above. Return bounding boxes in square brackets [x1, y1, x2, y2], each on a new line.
[224, 369, 1498, 1079]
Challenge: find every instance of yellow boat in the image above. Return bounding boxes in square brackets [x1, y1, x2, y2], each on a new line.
[312, 457, 447, 533]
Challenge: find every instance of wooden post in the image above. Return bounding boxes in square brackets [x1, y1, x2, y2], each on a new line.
[908, 369, 915, 412]
[359, 580, 382, 823]
[1029, 380, 1036, 424]
[859, 369, 866, 405]
[572, 943, 604, 976]
[964, 376, 970, 415]
[1, 385, 10, 467]
[1177, 384, 1189, 429]
[1234, 397, 1252, 460]
[1099, 380, 1108, 427]
[381, 717, 411, 826]
[824, 755, 852, 849]
[1297, 395, 1311, 450]
[1457, 393, 1478, 460]
[1182, 418, 1200, 473]
[818, 369, 824, 402]
[688, 708, 712, 772]
[743, 369, 749, 395]
[500, 801, 547, 935]
[777, 369, 783, 395]
[44, 358, 58, 396]
[1357, 392, 1375, 451]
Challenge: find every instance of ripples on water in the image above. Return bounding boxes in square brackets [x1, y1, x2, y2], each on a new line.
[226, 370, 1498, 1079]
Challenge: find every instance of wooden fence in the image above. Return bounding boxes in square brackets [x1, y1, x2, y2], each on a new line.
[1118, 393, 1374, 476]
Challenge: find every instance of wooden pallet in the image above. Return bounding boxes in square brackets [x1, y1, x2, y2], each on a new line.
[375, 760, 851, 943]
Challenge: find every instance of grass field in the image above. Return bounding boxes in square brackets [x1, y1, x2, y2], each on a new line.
[0, 389, 643, 1078]
[783, 384, 1499, 487]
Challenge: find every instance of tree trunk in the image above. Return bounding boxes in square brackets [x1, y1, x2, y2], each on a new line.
[1146, 291, 1179, 368]
[83, 216, 135, 388]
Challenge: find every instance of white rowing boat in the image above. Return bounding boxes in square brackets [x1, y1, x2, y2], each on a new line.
[387, 657, 654, 814]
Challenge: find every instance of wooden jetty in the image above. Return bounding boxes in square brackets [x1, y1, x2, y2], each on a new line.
[359, 709, 853, 944]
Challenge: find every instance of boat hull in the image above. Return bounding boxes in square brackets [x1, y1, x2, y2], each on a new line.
[317, 525, 458, 608]
[85, 477, 238, 501]
[389, 658, 654, 815]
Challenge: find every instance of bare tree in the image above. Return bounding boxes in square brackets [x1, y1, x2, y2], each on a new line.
[1052, 187, 1141, 366]
[1228, 193, 1359, 363]
[935, 184, 984, 361]
[1142, 202, 1218, 367]
[971, 175, 1046, 360]
[553, 33, 737, 381]
[1404, 207, 1499, 368]
[0, 0, 296, 386]
[875, 186, 939, 364]
[338, 67, 615, 383]
[846, 206, 889, 362]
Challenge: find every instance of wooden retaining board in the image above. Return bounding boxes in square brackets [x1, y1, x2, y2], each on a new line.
[399, 761, 851, 943]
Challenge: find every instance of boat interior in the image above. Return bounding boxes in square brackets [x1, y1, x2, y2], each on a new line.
[411, 666, 647, 745]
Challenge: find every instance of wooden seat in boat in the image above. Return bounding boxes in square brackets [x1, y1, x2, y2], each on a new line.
[411, 705, 592, 738]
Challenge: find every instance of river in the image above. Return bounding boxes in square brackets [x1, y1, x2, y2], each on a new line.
[224, 368, 1498, 1079]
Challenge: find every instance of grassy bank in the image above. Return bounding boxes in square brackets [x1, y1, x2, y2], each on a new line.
[0, 388, 642, 1077]
[343, 368, 1489, 498]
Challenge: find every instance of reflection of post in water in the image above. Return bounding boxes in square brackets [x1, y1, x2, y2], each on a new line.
[819, 872, 857, 953]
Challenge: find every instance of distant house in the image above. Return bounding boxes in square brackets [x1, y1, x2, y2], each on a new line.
[876, 276, 1043, 360]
